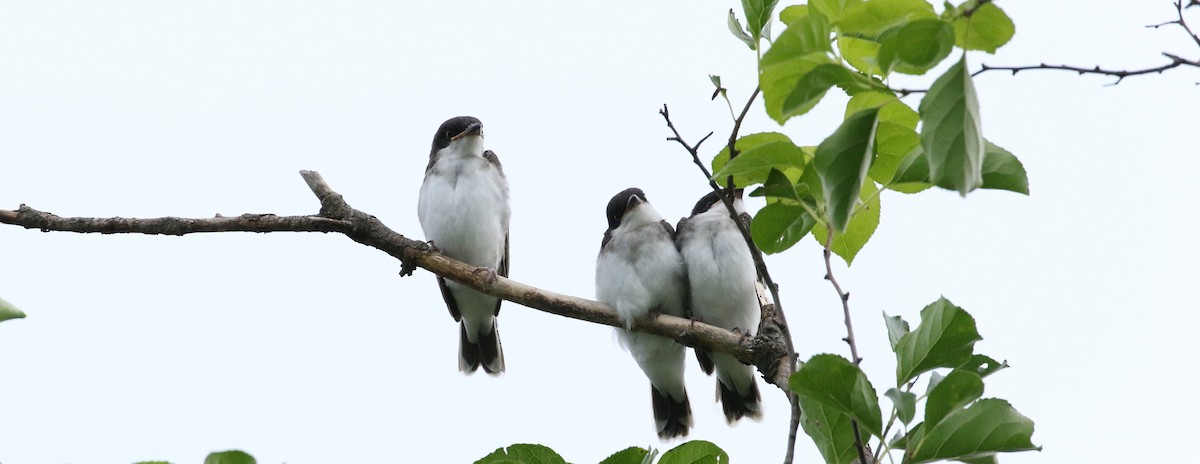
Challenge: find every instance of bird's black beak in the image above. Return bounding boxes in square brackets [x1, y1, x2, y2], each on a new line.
[451, 122, 483, 141]
[625, 194, 644, 215]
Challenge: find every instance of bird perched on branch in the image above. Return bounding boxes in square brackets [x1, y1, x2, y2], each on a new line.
[418, 116, 510, 375]
[595, 188, 692, 439]
[676, 190, 762, 423]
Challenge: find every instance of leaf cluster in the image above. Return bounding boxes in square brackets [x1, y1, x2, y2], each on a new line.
[790, 297, 1040, 463]
[721, 0, 1027, 265]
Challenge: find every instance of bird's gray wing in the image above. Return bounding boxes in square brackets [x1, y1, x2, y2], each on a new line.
[494, 234, 509, 316]
[424, 151, 439, 173]
[659, 219, 676, 238]
[674, 216, 689, 252]
[436, 277, 462, 322]
[483, 150, 505, 176]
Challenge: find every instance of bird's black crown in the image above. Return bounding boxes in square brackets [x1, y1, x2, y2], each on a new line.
[430, 116, 483, 153]
[606, 187, 647, 230]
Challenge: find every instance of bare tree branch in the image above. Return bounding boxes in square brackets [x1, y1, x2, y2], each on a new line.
[974, 52, 1198, 85]
[891, 2, 1200, 95]
[972, 2, 1200, 85]
[1, 170, 790, 381]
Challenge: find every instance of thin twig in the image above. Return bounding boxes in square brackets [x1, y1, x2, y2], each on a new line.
[822, 229, 860, 365]
[1172, 0, 1200, 48]
[824, 228, 868, 464]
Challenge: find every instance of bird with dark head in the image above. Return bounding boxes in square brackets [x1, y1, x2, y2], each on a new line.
[596, 187, 693, 439]
[675, 189, 762, 423]
[418, 116, 510, 375]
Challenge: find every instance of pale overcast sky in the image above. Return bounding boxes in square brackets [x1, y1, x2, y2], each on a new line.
[1, 1, 1196, 463]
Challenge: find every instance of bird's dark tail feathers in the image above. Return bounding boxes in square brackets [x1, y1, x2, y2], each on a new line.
[458, 321, 505, 375]
[651, 385, 692, 440]
[718, 378, 762, 423]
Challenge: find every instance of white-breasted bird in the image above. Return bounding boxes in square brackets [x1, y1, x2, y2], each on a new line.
[675, 190, 762, 423]
[596, 187, 692, 439]
[418, 116, 510, 375]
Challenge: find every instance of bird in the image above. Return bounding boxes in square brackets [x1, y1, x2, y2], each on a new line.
[417, 116, 510, 375]
[595, 187, 692, 439]
[675, 190, 762, 423]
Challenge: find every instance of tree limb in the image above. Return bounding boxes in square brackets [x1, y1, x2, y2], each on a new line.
[0, 170, 791, 383]
[974, 52, 1198, 85]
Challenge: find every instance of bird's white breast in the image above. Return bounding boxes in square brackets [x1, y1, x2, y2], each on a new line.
[679, 210, 760, 334]
[596, 215, 687, 327]
[417, 151, 510, 269]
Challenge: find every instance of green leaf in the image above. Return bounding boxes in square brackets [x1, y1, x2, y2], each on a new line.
[599, 446, 651, 464]
[884, 312, 910, 349]
[845, 92, 919, 128]
[727, 9, 758, 50]
[885, 388, 918, 424]
[742, 0, 780, 43]
[879, 19, 955, 75]
[761, 11, 833, 69]
[0, 297, 26, 323]
[752, 202, 817, 254]
[751, 168, 803, 201]
[838, 36, 884, 76]
[761, 42, 889, 124]
[778, 5, 810, 26]
[204, 451, 255, 464]
[798, 388, 866, 464]
[810, 0, 864, 23]
[814, 108, 880, 232]
[711, 141, 807, 187]
[846, 93, 921, 185]
[781, 10, 835, 57]
[476, 444, 567, 464]
[905, 399, 1040, 463]
[790, 354, 883, 437]
[889, 145, 933, 193]
[962, 354, 1009, 379]
[658, 440, 729, 464]
[919, 55, 984, 196]
[711, 132, 797, 186]
[894, 297, 983, 385]
[811, 180, 881, 265]
[925, 371, 946, 395]
[836, 0, 936, 38]
[980, 140, 1030, 194]
[924, 369, 984, 428]
[953, 3, 1015, 53]
[870, 121, 920, 184]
